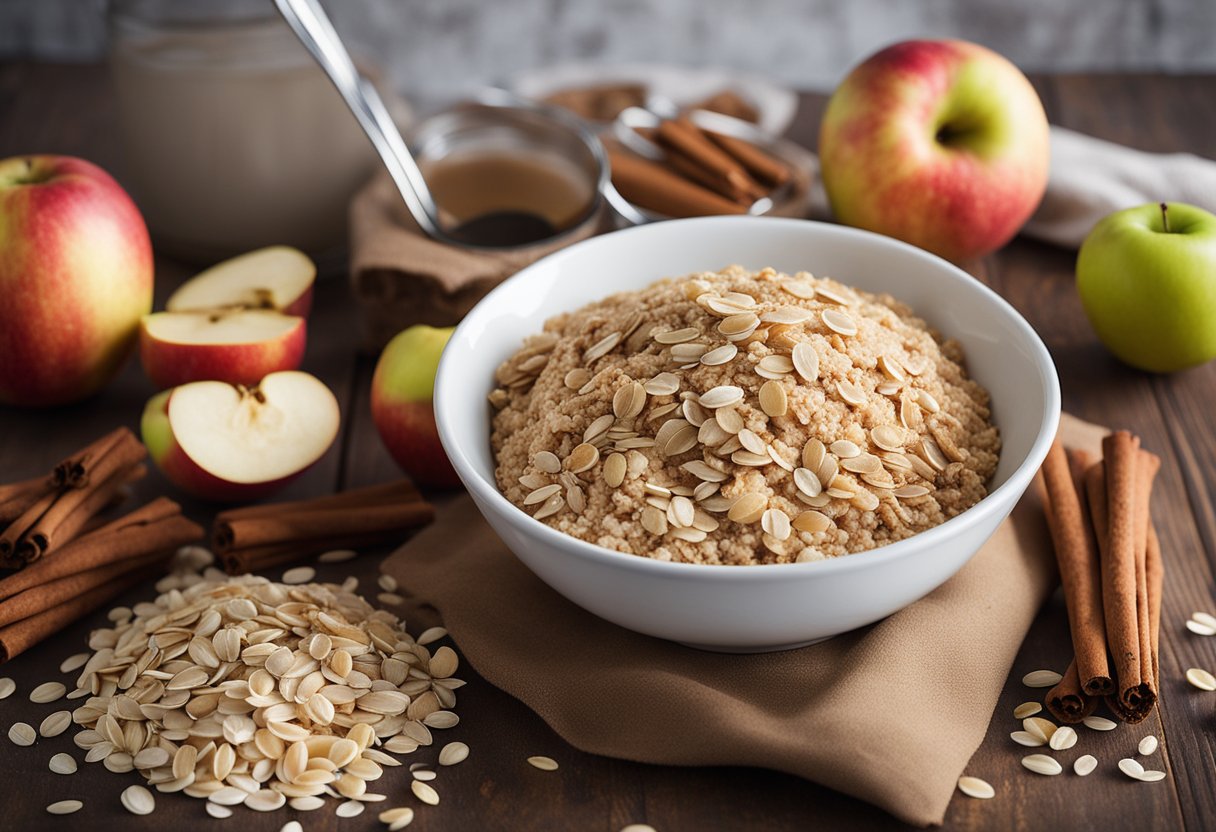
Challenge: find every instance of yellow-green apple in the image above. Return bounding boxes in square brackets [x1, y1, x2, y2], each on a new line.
[141, 370, 339, 501]
[139, 309, 306, 389]
[166, 245, 315, 317]
[1077, 202, 1216, 372]
[371, 325, 460, 489]
[0, 155, 153, 405]
[819, 39, 1050, 262]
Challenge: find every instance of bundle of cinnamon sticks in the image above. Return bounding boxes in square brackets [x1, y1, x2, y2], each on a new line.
[0, 427, 148, 568]
[1040, 431, 1162, 724]
[213, 481, 434, 574]
[609, 116, 791, 219]
[0, 497, 202, 662]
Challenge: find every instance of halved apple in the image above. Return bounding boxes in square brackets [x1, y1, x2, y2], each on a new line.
[141, 371, 339, 502]
[139, 309, 306, 389]
[167, 246, 316, 318]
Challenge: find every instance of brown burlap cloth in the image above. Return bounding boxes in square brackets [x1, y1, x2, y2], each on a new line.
[383, 414, 1102, 826]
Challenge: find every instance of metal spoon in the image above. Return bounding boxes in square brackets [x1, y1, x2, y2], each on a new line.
[273, 0, 557, 247]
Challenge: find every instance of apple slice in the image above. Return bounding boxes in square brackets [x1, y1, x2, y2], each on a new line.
[167, 246, 316, 318]
[140, 309, 306, 389]
[141, 371, 339, 502]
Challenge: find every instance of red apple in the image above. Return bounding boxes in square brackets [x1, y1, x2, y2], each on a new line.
[141, 370, 339, 502]
[139, 309, 306, 389]
[0, 155, 153, 405]
[371, 325, 460, 489]
[166, 245, 315, 318]
[819, 39, 1050, 263]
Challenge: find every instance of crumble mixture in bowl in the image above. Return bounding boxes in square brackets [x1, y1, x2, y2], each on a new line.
[490, 265, 999, 565]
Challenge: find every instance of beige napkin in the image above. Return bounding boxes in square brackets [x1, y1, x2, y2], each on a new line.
[1024, 126, 1216, 248]
[348, 171, 606, 350]
[384, 414, 1105, 826]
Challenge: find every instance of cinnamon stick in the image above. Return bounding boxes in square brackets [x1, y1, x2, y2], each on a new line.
[705, 129, 791, 187]
[1040, 439, 1112, 695]
[0, 487, 58, 562]
[51, 427, 129, 488]
[607, 146, 747, 218]
[0, 475, 50, 506]
[1146, 524, 1164, 690]
[0, 500, 200, 604]
[16, 461, 147, 563]
[1045, 658, 1098, 723]
[0, 566, 155, 663]
[220, 530, 405, 574]
[0, 549, 168, 628]
[1088, 432, 1158, 723]
[654, 118, 758, 197]
[662, 148, 755, 204]
[216, 481, 422, 523]
[214, 502, 434, 554]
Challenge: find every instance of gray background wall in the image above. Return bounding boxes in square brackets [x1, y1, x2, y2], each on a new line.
[2, 0, 1214, 97]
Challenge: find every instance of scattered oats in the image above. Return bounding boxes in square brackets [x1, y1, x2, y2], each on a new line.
[318, 548, 358, 563]
[30, 681, 66, 703]
[58, 653, 89, 674]
[1186, 667, 1216, 691]
[207, 804, 233, 818]
[567, 442, 600, 474]
[8, 722, 35, 746]
[821, 308, 857, 336]
[46, 800, 83, 815]
[1082, 715, 1118, 731]
[378, 592, 406, 606]
[1074, 755, 1097, 776]
[758, 380, 788, 418]
[620, 826, 658, 832]
[699, 344, 737, 366]
[583, 331, 622, 363]
[439, 741, 469, 766]
[39, 710, 71, 738]
[411, 780, 440, 805]
[1138, 770, 1167, 782]
[378, 573, 399, 592]
[893, 484, 930, 499]
[957, 776, 995, 799]
[699, 386, 744, 409]
[1118, 758, 1145, 779]
[281, 822, 304, 832]
[604, 453, 628, 488]
[245, 789, 287, 812]
[1049, 726, 1078, 750]
[791, 342, 819, 383]
[290, 796, 324, 811]
[644, 372, 681, 395]
[417, 626, 447, 645]
[380, 807, 416, 830]
[1022, 670, 1063, 688]
[1193, 611, 1216, 630]
[527, 755, 559, 771]
[1021, 754, 1062, 776]
[565, 368, 591, 389]
[281, 566, 315, 584]
[1186, 619, 1216, 636]
[337, 800, 366, 817]
[0, 677, 13, 699]
[1010, 731, 1045, 748]
[49, 752, 77, 774]
[412, 769, 437, 781]
[1139, 735, 1159, 756]
[121, 784, 155, 815]
[1023, 716, 1057, 743]
[836, 380, 866, 406]
[1013, 702, 1042, 719]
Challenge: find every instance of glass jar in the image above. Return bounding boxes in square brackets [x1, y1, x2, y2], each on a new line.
[108, 0, 400, 261]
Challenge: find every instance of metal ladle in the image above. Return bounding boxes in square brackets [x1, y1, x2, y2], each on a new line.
[274, 0, 559, 248]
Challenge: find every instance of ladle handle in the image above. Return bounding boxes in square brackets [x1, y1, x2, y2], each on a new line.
[273, 0, 443, 237]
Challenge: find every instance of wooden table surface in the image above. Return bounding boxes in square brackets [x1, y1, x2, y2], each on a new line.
[1, 63, 1215, 831]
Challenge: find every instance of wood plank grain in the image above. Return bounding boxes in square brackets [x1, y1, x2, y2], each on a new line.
[1049, 72, 1216, 832]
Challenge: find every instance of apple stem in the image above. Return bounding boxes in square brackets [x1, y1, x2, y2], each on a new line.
[1160, 202, 1171, 233]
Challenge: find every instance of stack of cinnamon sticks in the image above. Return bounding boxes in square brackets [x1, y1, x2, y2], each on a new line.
[1040, 431, 1163, 724]
[608, 116, 791, 218]
[213, 481, 434, 574]
[1, 427, 148, 568]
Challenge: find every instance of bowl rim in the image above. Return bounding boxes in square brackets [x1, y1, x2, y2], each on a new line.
[435, 216, 1062, 580]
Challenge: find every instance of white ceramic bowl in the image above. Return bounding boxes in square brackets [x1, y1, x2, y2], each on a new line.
[435, 217, 1060, 652]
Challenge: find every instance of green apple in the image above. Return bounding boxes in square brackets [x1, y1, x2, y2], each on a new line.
[1077, 202, 1216, 373]
[371, 325, 461, 489]
[819, 39, 1050, 262]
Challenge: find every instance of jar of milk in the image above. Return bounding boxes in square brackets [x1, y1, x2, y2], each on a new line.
[109, 0, 403, 261]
